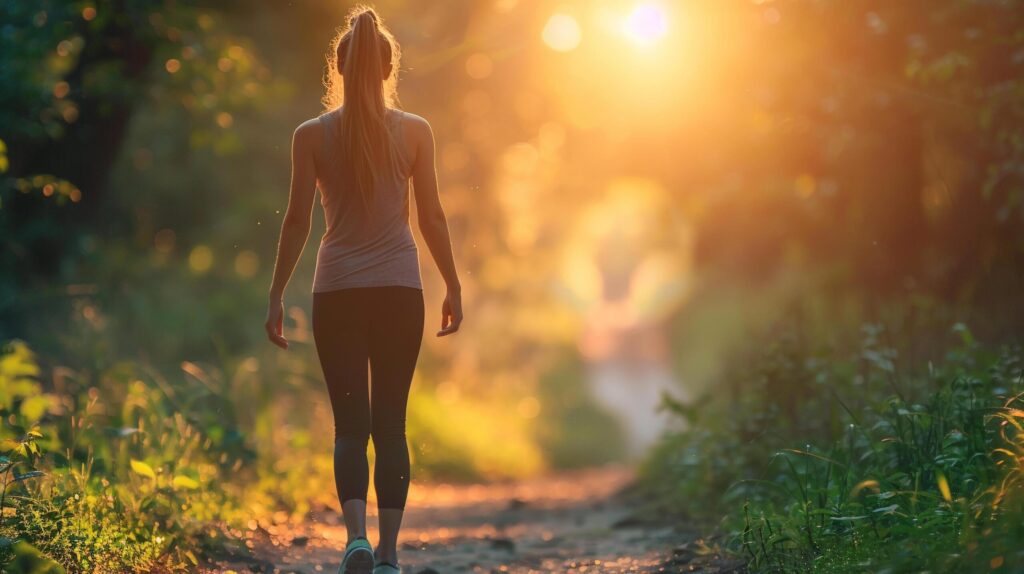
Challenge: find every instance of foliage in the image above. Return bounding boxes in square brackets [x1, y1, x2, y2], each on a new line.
[0, 0, 278, 335]
[643, 318, 1024, 572]
[693, 0, 1024, 300]
[0, 340, 247, 571]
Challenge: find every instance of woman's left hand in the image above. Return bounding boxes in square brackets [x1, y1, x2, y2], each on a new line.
[265, 299, 289, 349]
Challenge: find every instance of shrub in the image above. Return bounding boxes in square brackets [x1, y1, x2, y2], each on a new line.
[643, 322, 1024, 572]
[0, 341, 246, 572]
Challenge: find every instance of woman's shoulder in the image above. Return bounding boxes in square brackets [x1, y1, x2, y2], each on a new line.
[391, 109, 432, 140]
[390, 108, 428, 128]
[297, 113, 331, 134]
[292, 115, 329, 149]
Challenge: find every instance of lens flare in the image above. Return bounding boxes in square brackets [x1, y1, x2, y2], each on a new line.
[542, 13, 582, 52]
[623, 3, 668, 46]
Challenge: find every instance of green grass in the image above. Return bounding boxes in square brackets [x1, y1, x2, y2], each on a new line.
[0, 341, 251, 572]
[642, 319, 1024, 572]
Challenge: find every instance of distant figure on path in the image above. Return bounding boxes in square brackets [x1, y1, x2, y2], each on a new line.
[264, 7, 462, 574]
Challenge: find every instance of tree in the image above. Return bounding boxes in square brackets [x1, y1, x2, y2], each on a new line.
[0, 0, 273, 333]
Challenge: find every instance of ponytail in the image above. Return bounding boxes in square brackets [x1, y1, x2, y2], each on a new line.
[323, 7, 401, 211]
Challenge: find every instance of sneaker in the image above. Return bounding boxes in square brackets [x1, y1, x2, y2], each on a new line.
[372, 563, 401, 574]
[339, 537, 374, 574]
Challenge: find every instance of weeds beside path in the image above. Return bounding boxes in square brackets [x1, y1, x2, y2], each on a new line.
[207, 466, 742, 574]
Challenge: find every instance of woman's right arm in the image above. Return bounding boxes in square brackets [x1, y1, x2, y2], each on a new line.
[410, 117, 463, 337]
[265, 120, 319, 349]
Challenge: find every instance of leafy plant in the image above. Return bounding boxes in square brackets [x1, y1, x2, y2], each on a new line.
[644, 321, 1024, 572]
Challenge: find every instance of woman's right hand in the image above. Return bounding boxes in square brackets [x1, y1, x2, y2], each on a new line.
[265, 299, 289, 349]
[437, 287, 463, 337]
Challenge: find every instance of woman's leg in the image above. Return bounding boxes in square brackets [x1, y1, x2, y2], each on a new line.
[312, 290, 373, 542]
[367, 287, 424, 565]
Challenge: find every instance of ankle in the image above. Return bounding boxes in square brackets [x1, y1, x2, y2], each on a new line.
[374, 548, 398, 564]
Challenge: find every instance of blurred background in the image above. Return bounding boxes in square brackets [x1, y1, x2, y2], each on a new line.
[2, 0, 1024, 571]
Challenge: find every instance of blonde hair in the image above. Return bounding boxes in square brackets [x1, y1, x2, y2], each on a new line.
[321, 6, 402, 210]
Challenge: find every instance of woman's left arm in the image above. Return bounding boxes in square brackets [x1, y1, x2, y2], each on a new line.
[265, 121, 319, 350]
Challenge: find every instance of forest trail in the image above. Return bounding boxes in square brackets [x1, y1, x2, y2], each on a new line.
[208, 466, 742, 574]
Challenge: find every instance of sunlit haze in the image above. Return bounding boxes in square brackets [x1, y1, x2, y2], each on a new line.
[623, 3, 669, 46]
[542, 13, 582, 52]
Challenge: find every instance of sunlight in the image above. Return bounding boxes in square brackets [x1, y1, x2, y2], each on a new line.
[542, 13, 582, 52]
[537, 2, 702, 132]
[623, 3, 669, 46]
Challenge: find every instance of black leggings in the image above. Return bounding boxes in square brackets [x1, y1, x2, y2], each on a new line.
[312, 286, 424, 510]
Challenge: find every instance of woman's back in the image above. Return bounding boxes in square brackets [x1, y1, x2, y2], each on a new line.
[266, 8, 462, 570]
[313, 107, 421, 293]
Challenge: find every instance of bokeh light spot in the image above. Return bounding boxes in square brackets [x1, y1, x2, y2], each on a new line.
[82, 6, 96, 21]
[234, 250, 260, 278]
[795, 174, 816, 198]
[462, 89, 492, 117]
[154, 229, 176, 254]
[189, 245, 214, 273]
[216, 112, 234, 128]
[502, 143, 540, 176]
[542, 14, 581, 52]
[538, 122, 566, 153]
[465, 53, 493, 80]
[623, 3, 669, 46]
[61, 105, 79, 123]
[493, 0, 519, 13]
[165, 58, 181, 73]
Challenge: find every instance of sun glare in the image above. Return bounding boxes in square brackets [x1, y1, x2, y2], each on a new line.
[623, 3, 668, 46]
[543, 13, 582, 52]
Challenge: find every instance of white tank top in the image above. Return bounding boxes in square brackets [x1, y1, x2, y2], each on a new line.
[312, 108, 421, 292]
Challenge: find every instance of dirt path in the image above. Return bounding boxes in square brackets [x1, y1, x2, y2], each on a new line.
[210, 466, 741, 574]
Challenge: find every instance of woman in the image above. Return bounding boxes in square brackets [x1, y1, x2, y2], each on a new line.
[264, 7, 462, 574]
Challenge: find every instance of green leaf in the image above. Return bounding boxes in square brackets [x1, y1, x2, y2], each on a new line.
[130, 459, 157, 480]
[936, 471, 952, 503]
[173, 475, 200, 490]
[9, 540, 66, 574]
[20, 396, 52, 422]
